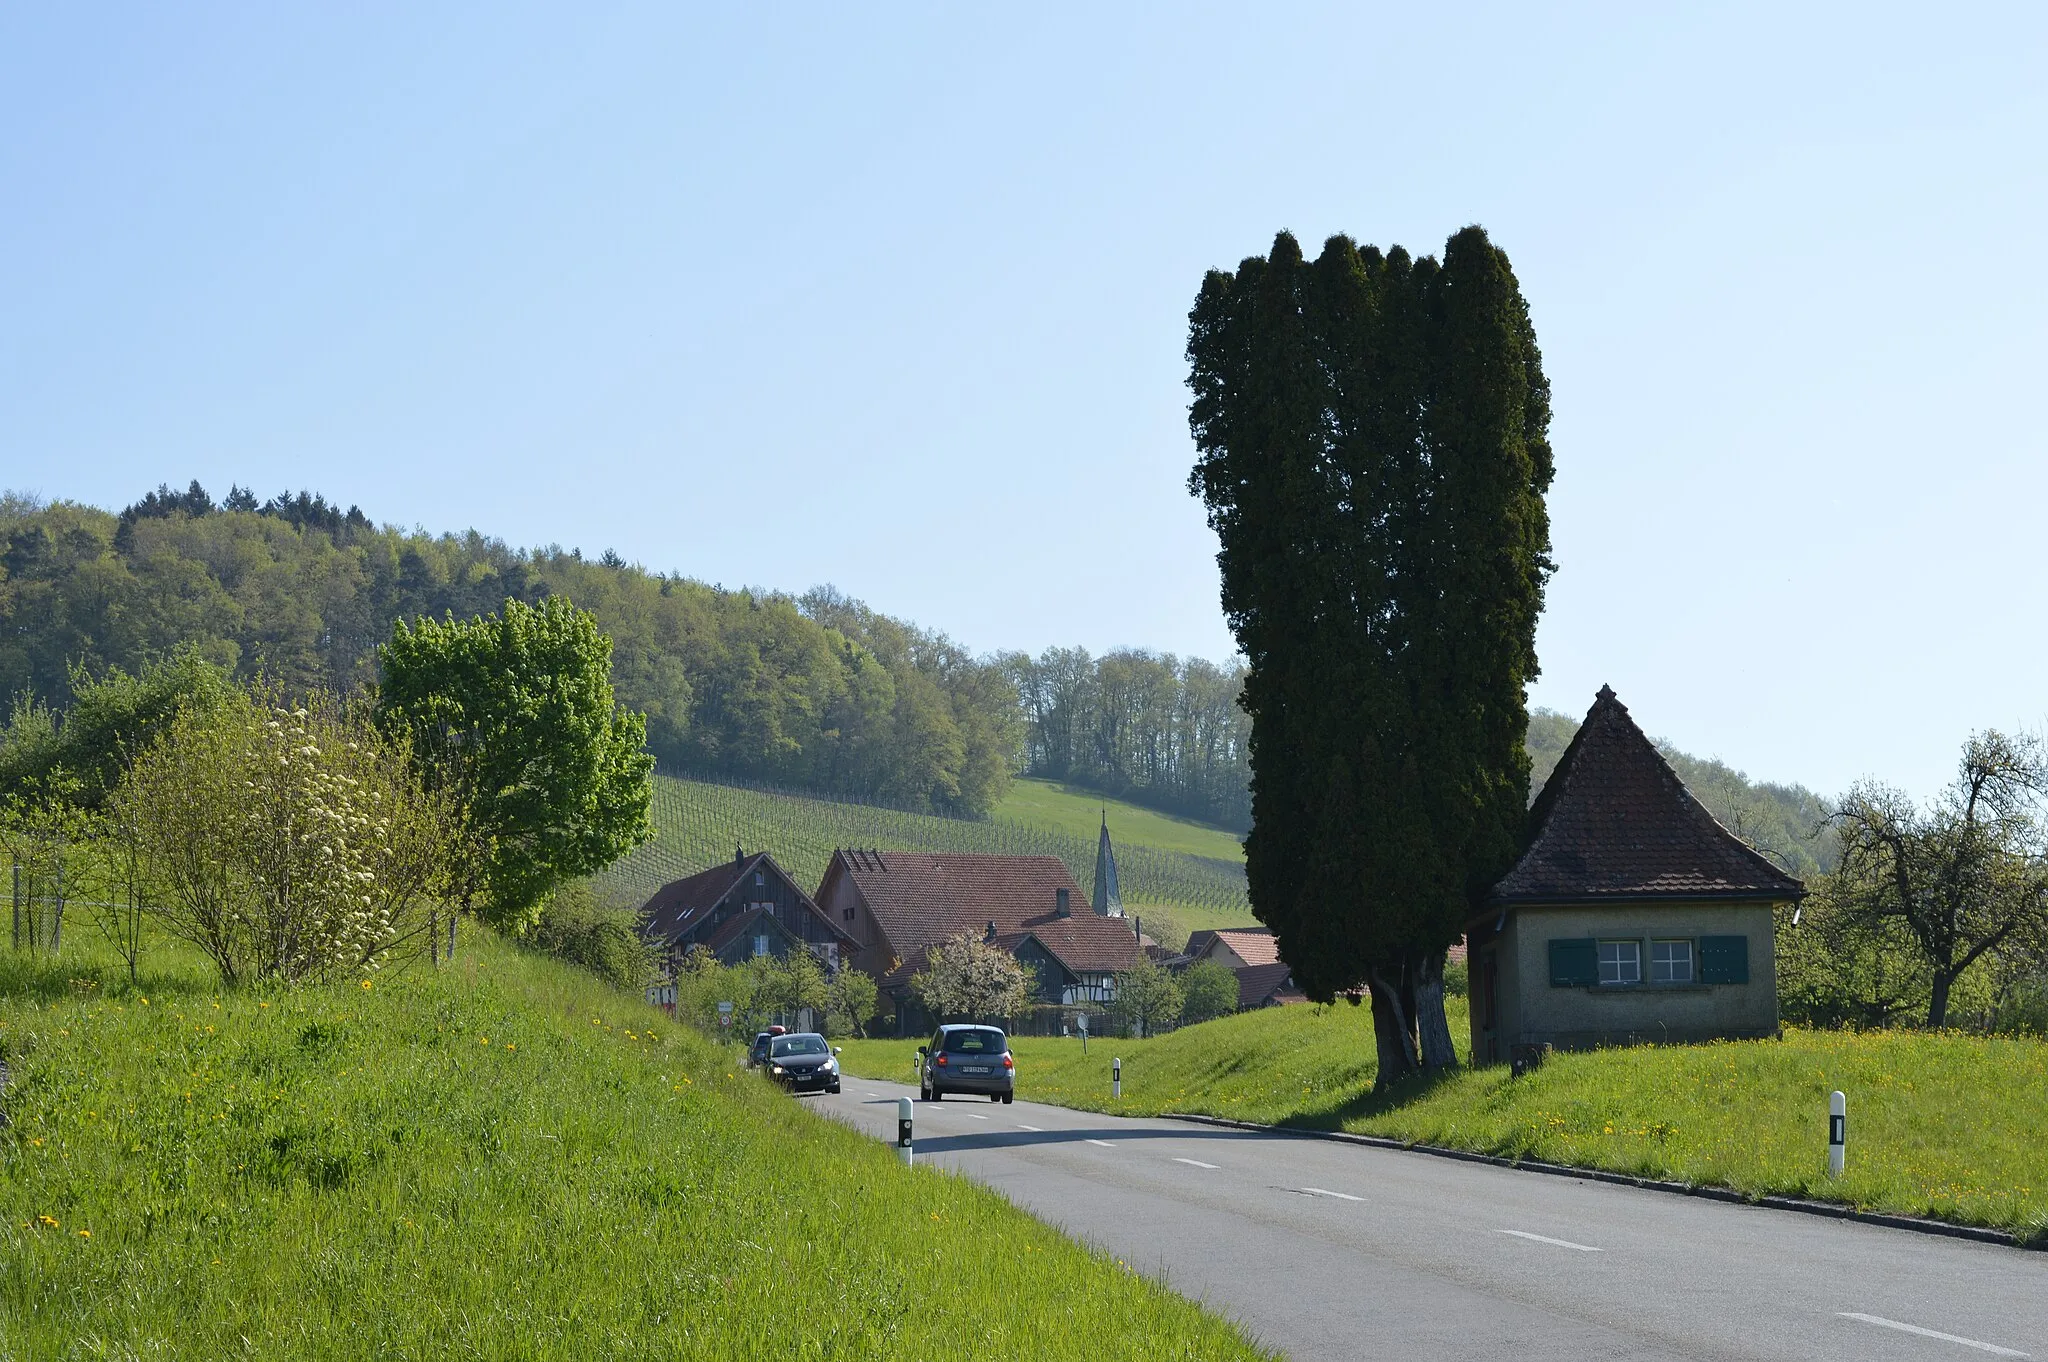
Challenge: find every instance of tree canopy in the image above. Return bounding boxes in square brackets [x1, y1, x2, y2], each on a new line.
[1188, 227, 1553, 1081]
[375, 597, 655, 930]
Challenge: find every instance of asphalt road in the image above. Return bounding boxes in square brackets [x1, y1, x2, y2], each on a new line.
[811, 1078, 2045, 1362]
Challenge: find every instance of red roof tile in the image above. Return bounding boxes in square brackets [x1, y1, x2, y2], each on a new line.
[831, 851, 1141, 985]
[1234, 962, 1299, 1009]
[1187, 927, 1283, 968]
[1490, 687, 1807, 905]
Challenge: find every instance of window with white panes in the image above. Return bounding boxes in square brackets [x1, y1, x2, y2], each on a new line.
[1598, 939, 1641, 985]
[1651, 939, 1694, 984]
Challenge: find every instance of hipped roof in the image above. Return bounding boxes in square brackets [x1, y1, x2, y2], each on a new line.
[1489, 686, 1806, 906]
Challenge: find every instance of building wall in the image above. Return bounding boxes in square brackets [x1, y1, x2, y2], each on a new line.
[1473, 900, 1780, 1059]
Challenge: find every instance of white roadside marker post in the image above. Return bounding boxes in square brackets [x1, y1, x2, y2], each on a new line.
[898, 1097, 914, 1167]
[1113, 1057, 1122, 1101]
[1828, 1090, 1846, 1178]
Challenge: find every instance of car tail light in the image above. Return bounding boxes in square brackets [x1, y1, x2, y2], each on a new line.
[1002, 1054, 1014, 1069]
[935, 1054, 947, 1066]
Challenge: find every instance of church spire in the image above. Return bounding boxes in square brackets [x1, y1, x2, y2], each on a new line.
[1093, 811, 1124, 918]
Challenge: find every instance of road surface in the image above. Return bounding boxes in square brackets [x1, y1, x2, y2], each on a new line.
[812, 1078, 2045, 1361]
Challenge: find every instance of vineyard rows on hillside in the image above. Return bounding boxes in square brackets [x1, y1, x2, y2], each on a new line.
[593, 773, 1252, 933]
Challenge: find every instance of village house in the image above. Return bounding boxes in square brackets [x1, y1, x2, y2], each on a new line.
[815, 849, 1143, 1034]
[639, 847, 857, 976]
[1466, 686, 1804, 1066]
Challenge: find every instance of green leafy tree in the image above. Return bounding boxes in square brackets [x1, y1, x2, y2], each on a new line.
[1177, 959, 1239, 1026]
[1108, 955, 1185, 1038]
[827, 966, 879, 1038]
[375, 597, 654, 931]
[526, 882, 661, 989]
[1189, 227, 1553, 1084]
[911, 933, 1034, 1021]
[0, 652, 232, 810]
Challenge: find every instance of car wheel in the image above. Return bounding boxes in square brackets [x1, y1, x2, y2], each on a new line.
[1002, 1093, 1013, 1105]
[989, 1094, 1000, 1103]
[931, 1086, 943, 1101]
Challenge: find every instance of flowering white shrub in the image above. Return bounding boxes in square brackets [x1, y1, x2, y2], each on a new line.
[114, 687, 450, 985]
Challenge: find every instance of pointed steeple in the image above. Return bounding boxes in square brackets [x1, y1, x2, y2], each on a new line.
[1093, 811, 1124, 918]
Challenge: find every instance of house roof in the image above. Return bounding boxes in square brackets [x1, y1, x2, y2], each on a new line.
[828, 850, 1140, 987]
[641, 852, 854, 946]
[1187, 927, 1283, 968]
[699, 905, 799, 956]
[1489, 686, 1807, 907]
[1234, 962, 1303, 1009]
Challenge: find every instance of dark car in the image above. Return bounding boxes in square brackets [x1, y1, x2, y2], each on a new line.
[745, 1025, 788, 1069]
[918, 1024, 1013, 1103]
[765, 1032, 842, 1095]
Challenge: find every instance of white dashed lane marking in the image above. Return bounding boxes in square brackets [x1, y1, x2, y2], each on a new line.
[964, 1114, 988, 1121]
[1016, 1124, 1043, 1132]
[1839, 1313, 2029, 1357]
[1297, 1187, 1365, 1202]
[1174, 1158, 1219, 1169]
[1085, 1139, 1116, 1148]
[1498, 1230, 1602, 1252]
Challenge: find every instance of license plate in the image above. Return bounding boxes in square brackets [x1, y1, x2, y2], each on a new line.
[962, 1066, 991, 1074]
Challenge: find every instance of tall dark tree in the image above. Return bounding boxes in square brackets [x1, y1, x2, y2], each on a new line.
[1189, 227, 1554, 1084]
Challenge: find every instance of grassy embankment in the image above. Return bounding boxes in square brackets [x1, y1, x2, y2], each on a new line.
[0, 932, 1269, 1360]
[841, 1000, 2048, 1242]
[593, 772, 1255, 943]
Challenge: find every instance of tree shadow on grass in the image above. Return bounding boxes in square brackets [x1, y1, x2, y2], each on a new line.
[1274, 1066, 1472, 1132]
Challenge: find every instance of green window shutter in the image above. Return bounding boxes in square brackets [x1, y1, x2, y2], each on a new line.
[1701, 935, 1750, 984]
[1548, 938, 1598, 987]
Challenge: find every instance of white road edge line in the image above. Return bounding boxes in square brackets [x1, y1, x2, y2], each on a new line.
[1016, 1123, 1043, 1132]
[1299, 1187, 1366, 1202]
[1839, 1313, 2030, 1358]
[1086, 1139, 1116, 1148]
[1498, 1229, 1602, 1252]
[1174, 1158, 1220, 1170]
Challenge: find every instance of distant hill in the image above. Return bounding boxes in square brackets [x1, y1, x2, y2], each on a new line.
[1527, 708, 1835, 878]
[593, 771, 1256, 947]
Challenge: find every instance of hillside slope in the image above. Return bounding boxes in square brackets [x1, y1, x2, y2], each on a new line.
[0, 934, 1268, 1359]
[592, 772, 1255, 942]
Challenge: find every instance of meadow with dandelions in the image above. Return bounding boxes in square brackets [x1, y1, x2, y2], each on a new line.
[839, 999, 2048, 1243]
[0, 932, 1270, 1360]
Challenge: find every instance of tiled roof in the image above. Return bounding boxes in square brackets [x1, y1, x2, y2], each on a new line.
[1489, 686, 1806, 905]
[832, 851, 1140, 986]
[1187, 927, 1282, 968]
[1234, 962, 1301, 1009]
[640, 858, 753, 941]
[641, 852, 853, 946]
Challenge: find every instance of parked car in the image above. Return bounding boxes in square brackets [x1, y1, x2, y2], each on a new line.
[918, 1024, 1013, 1103]
[745, 1025, 788, 1069]
[764, 1032, 842, 1095]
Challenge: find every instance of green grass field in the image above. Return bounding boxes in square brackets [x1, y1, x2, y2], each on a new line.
[996, 779, 1246, 864]
[0, 933, 1269, 1359]
[592, 772, 1256, 946]
[840, 1002, 2048, 1242]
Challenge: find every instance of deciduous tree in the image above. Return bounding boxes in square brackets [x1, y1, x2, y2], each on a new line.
[1827, 731, 2048, 1028]
[911, 933, 1034, 1021]
[375, 597, 654, 931]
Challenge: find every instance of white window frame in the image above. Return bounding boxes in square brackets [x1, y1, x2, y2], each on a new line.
[1651, 938, 1695, 985]
[1597, 939, 1641, 986]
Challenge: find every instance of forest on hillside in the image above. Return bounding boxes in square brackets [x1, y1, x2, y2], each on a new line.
[0, 486, 1018, 816]
[4, 484, 1835, 858]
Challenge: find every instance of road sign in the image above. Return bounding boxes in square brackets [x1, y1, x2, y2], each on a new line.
[717, 1001, 734, 1027]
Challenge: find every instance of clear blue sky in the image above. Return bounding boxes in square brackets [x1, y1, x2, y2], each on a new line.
[4, 4, 2043, 801]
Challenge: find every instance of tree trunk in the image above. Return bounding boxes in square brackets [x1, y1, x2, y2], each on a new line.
[1369, 968, 1420, 1089]
[1415, 952, 1459, 1071]
[1927, 969, 1953, 1030]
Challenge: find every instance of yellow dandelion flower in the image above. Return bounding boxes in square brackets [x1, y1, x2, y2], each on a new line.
[76, 1229, 90, 1238]
[37, 1215, 58, 1228]
[360, 980, 373, 991]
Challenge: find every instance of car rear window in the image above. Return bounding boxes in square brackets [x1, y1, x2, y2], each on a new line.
[772, 1035, 829, 1057]
[943, 1028, 1006, 1055]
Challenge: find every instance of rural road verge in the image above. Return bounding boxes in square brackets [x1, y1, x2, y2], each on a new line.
[1160, 1111, 2045, 1252]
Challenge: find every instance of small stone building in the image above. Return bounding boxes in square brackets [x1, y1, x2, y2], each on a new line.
[1466, 686, 1805, 1065]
